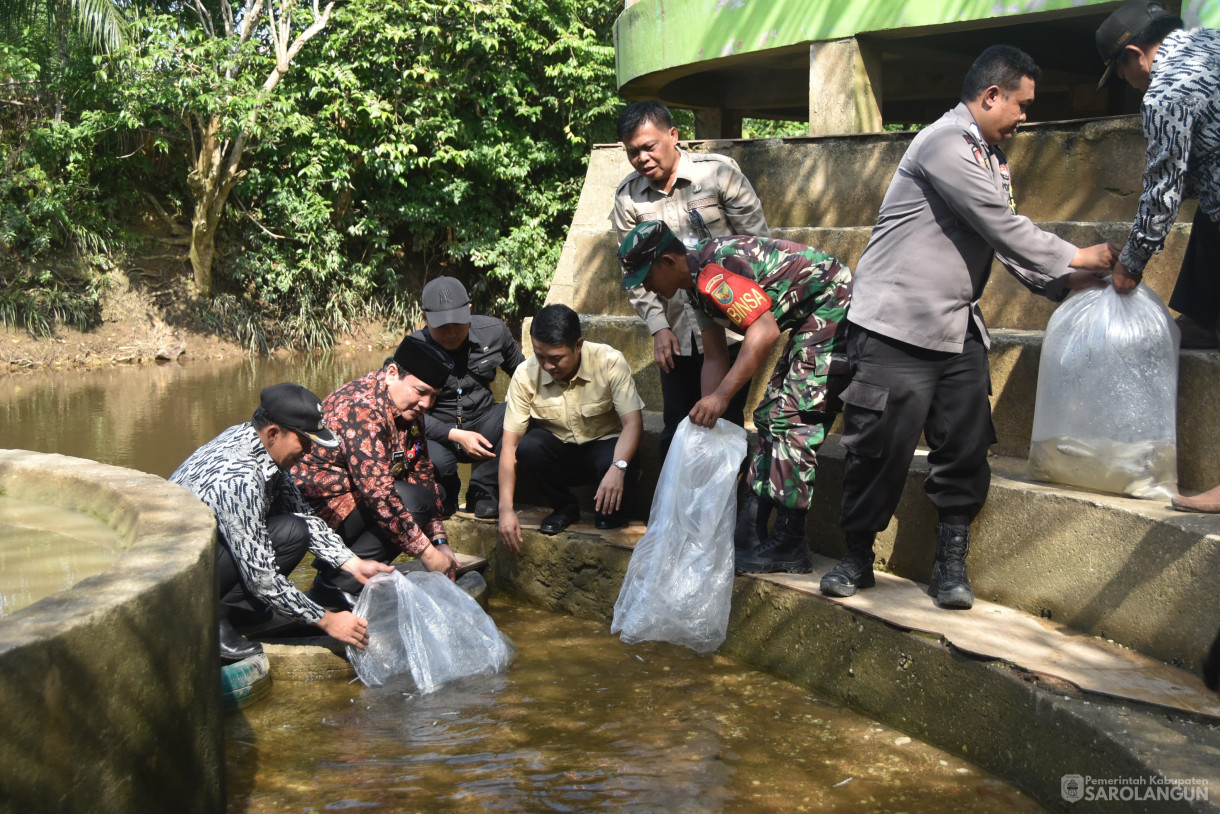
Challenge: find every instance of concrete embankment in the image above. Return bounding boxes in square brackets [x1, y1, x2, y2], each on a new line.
[447, 511, 1220, 814]
[0, 449, 222, 814]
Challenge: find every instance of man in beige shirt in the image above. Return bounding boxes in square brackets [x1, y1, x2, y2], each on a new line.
[612, 101, 768, 460]
[498, 304, 646, 546]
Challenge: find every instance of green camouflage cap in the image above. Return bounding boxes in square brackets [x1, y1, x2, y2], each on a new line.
[619, 220, 681, 289]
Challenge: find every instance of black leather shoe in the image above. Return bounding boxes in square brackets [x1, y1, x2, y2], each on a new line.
[539, 505, 580, 535]
[470, 496, 499, 519]
[306, 581, 356, 612]
[219, 617, 263, 663]
[594, 511, 626, 530]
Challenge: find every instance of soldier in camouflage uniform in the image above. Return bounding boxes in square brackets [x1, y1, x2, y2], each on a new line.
[618, 219, 852, 574]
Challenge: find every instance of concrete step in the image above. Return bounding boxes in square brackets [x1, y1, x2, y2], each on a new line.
[806, 438, 1220, 673]
[480, 409, 1219, 673]
[443, 512, 1220, 812]
[573, 315, 1219, 493]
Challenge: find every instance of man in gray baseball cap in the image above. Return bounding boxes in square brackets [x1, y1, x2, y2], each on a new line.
[411, 276, 525, 519]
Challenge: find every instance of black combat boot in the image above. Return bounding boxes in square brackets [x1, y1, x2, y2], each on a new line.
[733, 493, 774, 552]
[735, 507, 812, 574]
[928, 522, 974, 609]
[819, 533, 877, 597]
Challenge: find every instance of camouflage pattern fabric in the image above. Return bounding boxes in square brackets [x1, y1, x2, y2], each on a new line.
[688, 236, 852, 509]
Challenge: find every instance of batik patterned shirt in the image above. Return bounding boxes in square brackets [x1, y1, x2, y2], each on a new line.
[686, 236, 853, 342]
[171, 423, 353, 624]
[292, 369, 444, 555]
[1123, 27, 1220, 274]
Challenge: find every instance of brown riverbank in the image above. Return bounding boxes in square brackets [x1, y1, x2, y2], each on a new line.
[1, 272, 404, 372]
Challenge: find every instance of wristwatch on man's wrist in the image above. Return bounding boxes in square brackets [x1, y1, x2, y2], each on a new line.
[432, 537, 448, 548]
[612, 459, 629, 472]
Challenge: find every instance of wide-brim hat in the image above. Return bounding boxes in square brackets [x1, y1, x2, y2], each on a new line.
[1095, 0, 1170, 89]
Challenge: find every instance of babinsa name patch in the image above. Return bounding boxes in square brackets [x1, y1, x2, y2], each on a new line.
[696, 263, 772, 329]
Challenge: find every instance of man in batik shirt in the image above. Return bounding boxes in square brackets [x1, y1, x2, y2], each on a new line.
[171, 383, 392, 662]
[618, 220, 852, 575]
[293, 336, 460, 610]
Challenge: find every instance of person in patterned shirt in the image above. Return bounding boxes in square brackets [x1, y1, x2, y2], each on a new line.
[171, 383, 393, 663]
[619, 220, 852, 575]
[293, 336, 461, 610]
[1099, 2, 1220, 351]
[1096, 2, 1220, 513]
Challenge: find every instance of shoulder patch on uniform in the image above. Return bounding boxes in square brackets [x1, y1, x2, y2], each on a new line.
[615, 172, 643, 193]
[688, 152, 741, 171]
[695, 263, 772, 329]
[962, 133, 988, 168]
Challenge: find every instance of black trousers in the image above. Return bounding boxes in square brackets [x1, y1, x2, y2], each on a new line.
[427, 401, 507, 510]
[313, 481, 443, 595]
[839, 326, 995, 535]
[515, 428, 634, 516]
[1168, 207, 1220, 337]
[659, 344, 749, 461]
[217, 514, 310, 626]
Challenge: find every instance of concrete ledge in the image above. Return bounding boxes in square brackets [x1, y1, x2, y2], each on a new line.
[0, 450, 223, 814]
[989, 330, 1220, 493]
[447, 515, 1220, 814]
[806, 440, 1220, 672]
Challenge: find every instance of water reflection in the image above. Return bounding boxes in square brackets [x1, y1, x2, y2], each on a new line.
[0, 349, 390, 478]
[226, 600, 1045, 813]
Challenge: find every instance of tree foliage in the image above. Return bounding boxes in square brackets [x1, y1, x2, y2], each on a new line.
[0, 0, 620, 344]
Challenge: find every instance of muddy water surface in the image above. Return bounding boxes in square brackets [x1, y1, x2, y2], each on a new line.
[0, 349, 390, 477]
[0, 494, 122, 617]
[226, 598, 1045, 813]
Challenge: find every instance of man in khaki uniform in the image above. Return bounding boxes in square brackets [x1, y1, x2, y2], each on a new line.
[497, 304, 645, 546]
[611, 101, 768, 463]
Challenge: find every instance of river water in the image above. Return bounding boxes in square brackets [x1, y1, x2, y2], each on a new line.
[0, 348, 390, 478]
[1, 354, 1046, 812]
[227, 598, 1045, 813]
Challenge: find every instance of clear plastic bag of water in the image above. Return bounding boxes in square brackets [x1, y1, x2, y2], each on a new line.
[611, 417, 748, 653]
[1029, 284, 1180, 499]
[347, 570, 514, 691]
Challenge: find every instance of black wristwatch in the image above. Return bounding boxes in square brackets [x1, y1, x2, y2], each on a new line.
[432, 537, 448, 548]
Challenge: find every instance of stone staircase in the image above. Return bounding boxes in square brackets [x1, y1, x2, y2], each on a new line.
[539, 114, 1220, 673]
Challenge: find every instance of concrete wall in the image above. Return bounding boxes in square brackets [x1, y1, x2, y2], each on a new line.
[0, 450, 222, 814]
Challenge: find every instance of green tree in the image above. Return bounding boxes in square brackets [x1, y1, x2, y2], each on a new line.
[118, 0, 336, 295]
[119, 0, 617, 325]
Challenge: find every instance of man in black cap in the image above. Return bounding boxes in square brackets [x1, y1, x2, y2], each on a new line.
[409, 276, 525, 519]
[293, 336, 460, 610]
[1098, 0, 1220, 350]
[171, 383, 394, 662]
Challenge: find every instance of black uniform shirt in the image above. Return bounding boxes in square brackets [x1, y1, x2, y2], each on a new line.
[411, 315, 525, 442]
